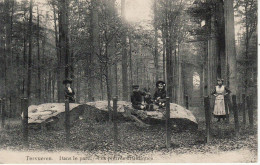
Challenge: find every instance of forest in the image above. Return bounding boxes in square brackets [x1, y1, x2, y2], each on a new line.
[0, 0, 257, 116]
[0, 0, 258, 163]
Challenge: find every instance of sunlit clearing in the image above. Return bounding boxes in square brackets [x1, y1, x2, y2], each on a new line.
[193, 72, 200, 90]
[124, 0, 152, 23]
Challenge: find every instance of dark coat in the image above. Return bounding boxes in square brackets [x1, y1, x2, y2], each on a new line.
[131, 91, 145, 106]
[144, 94, 153, 104]
[65, 87, 75, 103]
[153, 89, 166, 100]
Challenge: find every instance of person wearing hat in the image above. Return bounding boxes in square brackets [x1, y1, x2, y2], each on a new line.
[63, 78, 75, 103]
[131, 85, 146, 110]
[153, 80, 167, 108]
[211, 78, 231, 122]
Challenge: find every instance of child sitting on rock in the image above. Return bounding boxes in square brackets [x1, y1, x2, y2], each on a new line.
[143, 88, 153, 105]
[153, 80, 166, 108]
[143, 87, 154, 111]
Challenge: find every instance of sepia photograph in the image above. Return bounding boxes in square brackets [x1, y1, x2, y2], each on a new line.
[0, 0, 258, 163]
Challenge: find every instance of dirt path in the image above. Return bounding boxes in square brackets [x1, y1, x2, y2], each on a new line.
[0, 148, 256, 163]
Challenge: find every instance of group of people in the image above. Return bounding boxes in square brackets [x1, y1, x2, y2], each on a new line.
[63, 77, 231, 122]
[131, 80, 167, 110]
[131, 78, 232, 122]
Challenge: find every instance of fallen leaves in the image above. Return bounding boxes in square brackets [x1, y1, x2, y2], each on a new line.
[0, 112, 257, 157]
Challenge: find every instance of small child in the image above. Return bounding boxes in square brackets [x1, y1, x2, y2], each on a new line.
[153, 80, 166, 108]
[63, 78, 75, 103]
[143, 88, 153, 111]
[143, 88, 153, 105]
[131, 85, 146, 110]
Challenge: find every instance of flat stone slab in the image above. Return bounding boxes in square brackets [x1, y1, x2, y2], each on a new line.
[85, 101, 132, 113]
[28, 103, 80, 124]
[85, 101, 198, 125]
[144, 103, 197, 124]
[27, 101, 198, 130]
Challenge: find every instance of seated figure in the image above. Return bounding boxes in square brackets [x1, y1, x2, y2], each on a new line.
[131, 85, 146, 110]
[153, 80, 166, 108]
[143, 87, 154, 111]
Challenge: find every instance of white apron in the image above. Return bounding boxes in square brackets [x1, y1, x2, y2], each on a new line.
[213, 85, 229, 116]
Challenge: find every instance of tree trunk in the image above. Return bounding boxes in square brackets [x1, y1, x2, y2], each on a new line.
[162, 32, 166, 82]
[53, 4, 63, 102]
[110, 45, 117, 98]
[173, 48, 177, 102]
[215, 0, 226, 81]
[22, 7, 27, 96]
[52, 73, 55, 102]
[154, 0, 159, 82]
[100, 67, 104, 100]
[121, 0, 128, 101]
[43, 13, 48, 102]
[76, 69, 81, 103]
[177, 44, 183, 105]
[207, 7, 218, 97]
[63, 0, 70, 79]
[224, 0, 237, 95]
[105, 44, 112, 121]
[48, 71, 52, 102]
[203, 41, 208, 96]
[37, 7, 41, 103]
[70, 47, 74, 85]
[166, 40, 173, 102]
[165, 3, 174, 102]
[44, 74, 47, 102]
[244, 2, 250, 96]
[129, 34, 133, 89]
[58, 0, 70, 101]
[89, 0, 99, 100]
[5, 0, 15, 117]
[88, 0, 99, 101]
[3, 0, 9, 115]
[27, 0, 33, 100]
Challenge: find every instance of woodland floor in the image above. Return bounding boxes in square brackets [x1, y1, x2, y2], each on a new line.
[0, 106, 258, 163]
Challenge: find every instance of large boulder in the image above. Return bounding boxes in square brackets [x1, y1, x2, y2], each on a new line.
[27, 101, 198, 131]
[28, 103, 81, 130]
[130, 103, 198, 131]
[132, 103, 197, 123]
[27, 101, 129, 130]
[85, 101, 132, 113]
[86, 101, 198, 130]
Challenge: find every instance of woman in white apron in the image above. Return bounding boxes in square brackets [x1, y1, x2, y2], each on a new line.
[211, 78, 231, 122]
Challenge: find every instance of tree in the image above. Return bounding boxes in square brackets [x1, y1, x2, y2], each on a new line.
[58, 0, 70, 102]
[224, 0, 237, 95]
[121, 0, 128, 101]
[188, 0, 230, 96]
[157, 0, 185, 102]
[27, 0, 33, 100]
[37, 6, 42, 103]
[235, 0, 257, 98]
[88, 0, 99, 101]
[153, 0, 159, 82]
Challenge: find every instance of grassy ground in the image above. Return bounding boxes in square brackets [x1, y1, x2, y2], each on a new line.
[0, 106, 257, 162]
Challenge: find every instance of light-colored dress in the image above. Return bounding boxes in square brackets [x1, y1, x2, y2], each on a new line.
[213, 85, 229, 116]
